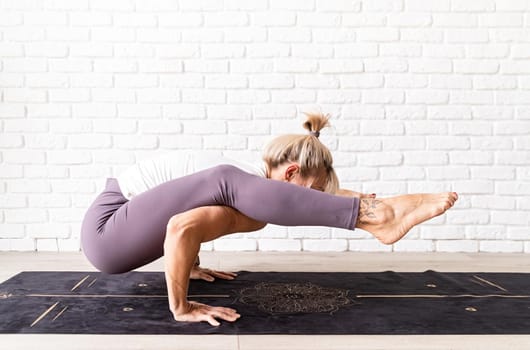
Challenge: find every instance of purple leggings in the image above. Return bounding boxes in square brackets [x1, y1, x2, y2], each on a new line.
[81, 165, 359, 274]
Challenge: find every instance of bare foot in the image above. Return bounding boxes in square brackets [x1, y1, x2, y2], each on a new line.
[356, 193, 458, 245]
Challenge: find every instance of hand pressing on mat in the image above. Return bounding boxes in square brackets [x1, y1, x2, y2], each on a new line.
[173, 301, 241, 326]
[164, 206, 265, 326]
[190, 265, 237, 282]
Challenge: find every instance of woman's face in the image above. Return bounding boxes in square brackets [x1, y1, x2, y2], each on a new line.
[271, 163, 327, 192]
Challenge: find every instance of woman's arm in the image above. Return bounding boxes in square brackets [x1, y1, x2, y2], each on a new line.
[164, 206, 265, 326]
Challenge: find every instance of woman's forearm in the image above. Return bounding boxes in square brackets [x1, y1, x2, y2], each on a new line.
[163, 218, 201, 315]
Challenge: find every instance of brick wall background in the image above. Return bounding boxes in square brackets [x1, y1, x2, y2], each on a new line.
[1, 0, 529, 253]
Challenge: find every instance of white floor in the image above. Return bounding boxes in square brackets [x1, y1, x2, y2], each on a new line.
[1, 251, 530, 350]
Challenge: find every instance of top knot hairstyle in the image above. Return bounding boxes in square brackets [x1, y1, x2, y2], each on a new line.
[262, 112, 339, 194]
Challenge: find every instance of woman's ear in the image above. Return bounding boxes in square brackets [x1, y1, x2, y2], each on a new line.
[284, 163, 300, 182]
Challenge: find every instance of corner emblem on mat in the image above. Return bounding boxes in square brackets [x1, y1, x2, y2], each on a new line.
[238, 282, 351, 315]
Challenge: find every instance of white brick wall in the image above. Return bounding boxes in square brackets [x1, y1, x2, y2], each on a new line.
[1, 0, 529, 253]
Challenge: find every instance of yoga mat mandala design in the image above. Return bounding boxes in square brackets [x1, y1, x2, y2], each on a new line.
[238, 282, 351, 314]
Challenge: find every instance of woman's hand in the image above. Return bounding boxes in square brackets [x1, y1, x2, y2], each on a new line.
[172, 301, 241, 326]
[189, 265, 237, 282]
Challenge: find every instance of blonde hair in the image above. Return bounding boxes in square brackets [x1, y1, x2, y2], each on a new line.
[262, 112, 339, 194]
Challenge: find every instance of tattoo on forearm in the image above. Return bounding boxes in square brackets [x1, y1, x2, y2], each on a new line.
[358, 199, 381, 224]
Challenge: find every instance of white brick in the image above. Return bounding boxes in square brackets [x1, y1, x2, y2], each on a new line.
[213, 238, 257, 251]
[450, 151, 493, 165]
[507, 228, 530, 240]
[49, 89, 90, 102]
[495, 122, 530, 136]
[383, 136, 426, 150]
[136, 88, 180, 103]
[154, 43, 196, 58]
[341, 74, 384, 88]
[454, 180, 494, 194]
[271, 90, 315, 104]
[319, 60, 363, 73]
[114, 13, 157, 27]
[224, 28, 267, 43]
[248, 44, 290, 58]
[480, 241, 523, 253]
[113, 136, 158, 150]
[70, 73, 113, 88]
[181, 29, 224, 43]
[473, 107, 513, 120]
[406, 90, 449, 104]
[3, 27, 45, 42]
[163, 104, 206, 119]
[495, 29, 530, 42]
[342, 105, 385, 120]
[303, 239, 348, 252]
[340, 138, 381, 152]
[381, 44, 422, 57]
[318, 90, 361, 103]
[471, 166, 515, 180]
[336, 167, 378, 181]
[57, 238, 81, 252]
[497, 182, 530, 195]
[202, 45, 245, 59]
[46, 27, 89, 41]
[393, 239, 434, 252]
[69, 12, 111, 26]
[428, 136, 469, 150]
[10, 239, 35, 251]
[423, 45, 465, 59]
[436, 240, 478, 253]
[452, 0, 495, 12]
[358, 152, 402, 167]
[400, 29, 444, 43]
[491, 211, 530, 225]
[480, 13, 523, 27]
[446, 210, 489, 224]
[404, 152, 448, 166]
[118, 104, 162, 118]
[139, 60, 183, 73]
[249, 75, 293, 89]
[466, 226, 506, 240]
[427, 167, 469, 180]
[0, 165, 23, 179]
[0, 224, 25, 239]
[380, 167, 425, 180]
[28, 224, 69, 239]
[184, 60, 229, 73]
[3, 150, 46, 165]
[160, 135, 202, 149]
[182, 90, 226, 104]
[93, 59, 136, 73]
[5, 209, 47, 223]
[363, 90, 405, 104]
[364, 58, 408, 73]
[47, 151, 92, 165]
[207, 106, 252, 120]
[114, 74, 158, 88]
[204, 135, 247, 150]
[385, 75, 428, 89]
[496, 151, 530, 165]
[258, 239, 301, 252]
[35, 238, 58, 252]
[409, 59, 452, 73]
[348, 239, 392, 252]
[359, 121, 404, 136]
[430, 76, 472, 90]
[472, 195, 516, 210]
[447, 30, 489, 43]
[288, 227, 331, 239]
[115, 43, 155, 58]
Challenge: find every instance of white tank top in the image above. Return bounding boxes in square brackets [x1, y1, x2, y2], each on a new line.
[116, 151, 267, 200]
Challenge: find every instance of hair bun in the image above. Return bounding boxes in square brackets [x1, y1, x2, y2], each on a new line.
[303, 112, 331, 138]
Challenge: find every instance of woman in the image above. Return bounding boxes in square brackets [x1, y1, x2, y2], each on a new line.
[81, 113, 458, 326]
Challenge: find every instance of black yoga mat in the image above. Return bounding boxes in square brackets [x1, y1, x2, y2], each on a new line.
[1, 270, 529, 335]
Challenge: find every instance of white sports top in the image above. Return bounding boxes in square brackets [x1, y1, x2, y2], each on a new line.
[116, 151, 268, 200]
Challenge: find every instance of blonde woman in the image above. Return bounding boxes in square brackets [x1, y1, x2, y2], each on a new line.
[81, 113, 458, 326]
